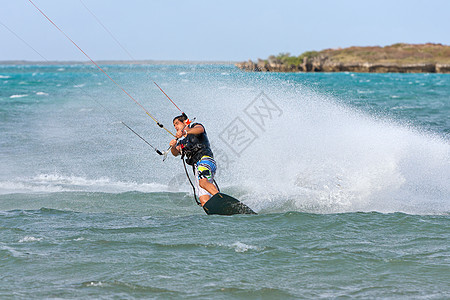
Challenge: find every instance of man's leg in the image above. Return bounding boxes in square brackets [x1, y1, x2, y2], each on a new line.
[194, 156, 218, 206]
[198, 178, 219, 206]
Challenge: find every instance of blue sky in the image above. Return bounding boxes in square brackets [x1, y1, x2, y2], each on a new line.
[1, 0, 449, 61]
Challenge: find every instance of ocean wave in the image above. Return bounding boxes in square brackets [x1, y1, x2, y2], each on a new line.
[80, 280, 176, 294]
[0, 173, 170, 194]
[9, 94, 28, 98]
[0, 75, 11, 79]
[151, 241, 265, 253]
[0, 245, 27, 258]
[230, 241, 262, 253]
[357, 90, 374, 94]
[19, 236, 43, 243]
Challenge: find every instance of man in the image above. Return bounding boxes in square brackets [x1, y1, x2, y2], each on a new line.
[169, 114, 219, 206]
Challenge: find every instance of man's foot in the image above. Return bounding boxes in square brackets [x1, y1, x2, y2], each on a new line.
[199, 195, 211, 206]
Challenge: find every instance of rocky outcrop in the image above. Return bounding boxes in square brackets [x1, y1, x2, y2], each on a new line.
[311, 56, 442, 73]
[237, 58, 450, 73]
[436, 63, 450, 73]
[236, 44, 450, 73]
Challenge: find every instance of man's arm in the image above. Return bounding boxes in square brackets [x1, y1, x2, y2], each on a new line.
[185, 124, 204, 135]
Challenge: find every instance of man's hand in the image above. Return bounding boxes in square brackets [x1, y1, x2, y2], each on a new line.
[170, 139, 181, 156]
[175, 129, 185, 139]
[169, 139, 177, 148]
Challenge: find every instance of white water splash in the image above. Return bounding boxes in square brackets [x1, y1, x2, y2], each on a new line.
[196, 79, 450, 215]
[230, 242, 261, 253]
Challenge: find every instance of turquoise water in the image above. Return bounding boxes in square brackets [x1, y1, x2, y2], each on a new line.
[1, 64, 449, 298]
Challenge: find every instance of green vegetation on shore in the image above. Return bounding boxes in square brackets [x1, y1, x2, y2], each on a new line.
[237, 43, 450, 73]
[270, 51, 319, 66]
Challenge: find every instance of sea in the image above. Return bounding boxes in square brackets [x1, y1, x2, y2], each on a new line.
[0, 63, 449, 299]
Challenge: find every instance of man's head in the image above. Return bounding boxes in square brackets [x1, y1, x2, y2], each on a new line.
[173, 113, 188, 132]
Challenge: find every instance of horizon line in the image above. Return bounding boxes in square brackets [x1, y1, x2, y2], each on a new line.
[0, 59, 238, 65]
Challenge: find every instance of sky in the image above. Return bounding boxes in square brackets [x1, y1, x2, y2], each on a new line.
[1, 0, 450, 62]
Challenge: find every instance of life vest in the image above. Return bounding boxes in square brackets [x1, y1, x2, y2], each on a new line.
[177, 123, 214, 165]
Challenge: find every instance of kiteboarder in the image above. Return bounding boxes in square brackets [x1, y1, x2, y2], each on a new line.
[169, 114, 219, 206]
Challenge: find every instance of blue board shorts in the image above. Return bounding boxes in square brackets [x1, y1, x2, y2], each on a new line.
[194, 156, 217, 197]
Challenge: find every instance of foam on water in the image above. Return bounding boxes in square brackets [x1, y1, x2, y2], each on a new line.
[0, 173, 171, 194]
[19, 236, 43, 243]
[230, 242, 262, 253]
[9, 94, 28, 98]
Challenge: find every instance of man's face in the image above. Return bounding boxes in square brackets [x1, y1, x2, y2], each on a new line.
[173, 119, 185, 132]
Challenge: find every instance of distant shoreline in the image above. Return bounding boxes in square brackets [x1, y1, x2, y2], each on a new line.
[236, 43, 450, 73]
[0, 60, 237, 66]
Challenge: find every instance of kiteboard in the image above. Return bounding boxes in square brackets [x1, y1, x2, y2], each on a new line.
[202, 193, 256, 215]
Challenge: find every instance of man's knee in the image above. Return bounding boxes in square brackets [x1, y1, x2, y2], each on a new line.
[199, 178, 209, 189]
